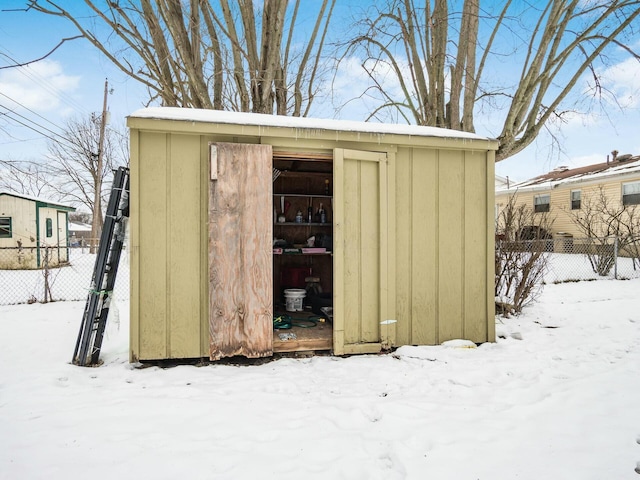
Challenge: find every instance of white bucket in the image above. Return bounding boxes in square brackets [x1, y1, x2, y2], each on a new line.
[284, 288, 306, 312]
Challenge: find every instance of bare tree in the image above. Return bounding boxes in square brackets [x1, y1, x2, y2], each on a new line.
[346, 0, 640, 161]
[29, 0, 336, 116]
[0, 114, 127, 243]
[569, 186, 640, 275]
[0, 160, 57, 198]
[495, 194, 554, 314]
[43, 115, 128, 250]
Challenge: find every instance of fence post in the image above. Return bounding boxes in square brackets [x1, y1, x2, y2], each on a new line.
[614, 235, 618, 280]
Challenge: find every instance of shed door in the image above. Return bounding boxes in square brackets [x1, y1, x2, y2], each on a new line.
[57, 211, 68, 262]
[333, 148, 388, 355]
[208, 143, 273, 360]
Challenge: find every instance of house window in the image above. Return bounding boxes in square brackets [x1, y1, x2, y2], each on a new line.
[534, 194, 550, 213]
[571, 190, 581, 210]
[46, 218, 53, 238]
[622, 182, 640, 206]
[0, 217, 11, 238]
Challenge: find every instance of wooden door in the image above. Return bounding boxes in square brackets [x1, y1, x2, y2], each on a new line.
[209, 143, 273, 360]
[333, 148, 388, 355]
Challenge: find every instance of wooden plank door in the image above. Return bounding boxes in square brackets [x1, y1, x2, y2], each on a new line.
[333, 148, 388, 355]
[209, 143, 273, 360]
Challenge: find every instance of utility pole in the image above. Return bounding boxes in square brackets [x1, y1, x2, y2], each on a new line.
[91, 78, 109, 254]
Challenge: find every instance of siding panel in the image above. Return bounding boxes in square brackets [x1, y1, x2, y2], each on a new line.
[359, 160, 381, 342]
[438, 151, 464, 342]
[168, 134, 202, 358]
[463, 152, 487, 342]
[138, 132, 168, 359]
[394, 149, 412, 346]
[410, 148, 438, 345]
[343, 158, 362, 344]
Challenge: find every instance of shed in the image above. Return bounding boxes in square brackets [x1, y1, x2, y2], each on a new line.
[0, 190, 75, 269]
[127, 107, 499, 362]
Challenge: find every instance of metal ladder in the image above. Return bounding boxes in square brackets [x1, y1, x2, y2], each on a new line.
[73, 166, 130, 366]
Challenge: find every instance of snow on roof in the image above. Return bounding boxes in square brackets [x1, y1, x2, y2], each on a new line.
[0, 190, 75, 210]
[129, 107, 496, 143]
[68, 222, 92, 232]
[496, 156, 640, 193]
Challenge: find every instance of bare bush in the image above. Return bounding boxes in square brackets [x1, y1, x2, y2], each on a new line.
[569, 186, 640, 276]
[495, 196, 553, 315]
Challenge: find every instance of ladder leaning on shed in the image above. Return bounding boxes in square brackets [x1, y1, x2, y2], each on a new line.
[72, 167, 130, 366]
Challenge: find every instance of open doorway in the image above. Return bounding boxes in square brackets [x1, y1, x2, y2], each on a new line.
[272, 151, 334, 353]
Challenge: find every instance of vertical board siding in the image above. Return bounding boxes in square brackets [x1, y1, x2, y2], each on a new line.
[359, 160, 381, 342]
[200, 138, 213, 358]
[396, 147, 490, 346]
[486, 151, 496, 342]
[342, 159, 362, 344]
[129, 131, 140, 360]
[332, 149, 346, 355]
[463, 152, 488, 342]
[168, 134, 202, 358]
[138, 131, 168, 359]
[394, 149, 412, 346]
[130, 118, 497, 360]
[209, 143, 273, 360]
[337, 149, 386, 350]
[438, 150, 465, 342]
[410, 148, 438, 345]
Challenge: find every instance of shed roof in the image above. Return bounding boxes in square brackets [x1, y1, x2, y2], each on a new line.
[128, 107, 499, 149]
[68, 221, 92, 232]
[0, 190, 76, 211]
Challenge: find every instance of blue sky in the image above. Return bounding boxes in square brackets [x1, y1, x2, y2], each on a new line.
[1, 2, 639, 182]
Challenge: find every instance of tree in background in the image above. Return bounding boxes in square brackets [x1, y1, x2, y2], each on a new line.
[0, 114, 128, 250]
[0, 160, 55, 199]
[568, 186, 640, 275]
[30, 0, 336, 116]
[345, 0, 640, 160]
[44, 114, 128, 249]
[28, 1, 640, 162]
[495, 195, 554, 315]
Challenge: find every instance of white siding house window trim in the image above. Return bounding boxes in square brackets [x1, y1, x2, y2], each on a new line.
[571, 189, 581, 210]
[0, 216, 11, 238]
[622, 181, 640, 206]
[534, 194, 551, 213]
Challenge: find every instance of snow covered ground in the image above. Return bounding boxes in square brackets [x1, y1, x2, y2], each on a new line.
[1, 278, 639, 479]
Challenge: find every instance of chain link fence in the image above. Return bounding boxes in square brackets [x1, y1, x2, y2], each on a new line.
[0, 246, 129, 306]
[497, 235, 640, 284]
[2, 235, 639, 306]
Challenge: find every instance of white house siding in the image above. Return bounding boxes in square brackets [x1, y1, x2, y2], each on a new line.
[0, 194, 73, 269]
[0, 195, 38, 268]
[496, 173, 638, 238]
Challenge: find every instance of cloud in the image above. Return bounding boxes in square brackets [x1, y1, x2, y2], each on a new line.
[598, 57, 640, 109]
[323, 54, 417, 122]
[0, 59, 80, 113]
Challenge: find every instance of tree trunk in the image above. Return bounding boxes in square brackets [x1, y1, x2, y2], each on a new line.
[30, 0, 335, 116]
[347, 0, 640, 161]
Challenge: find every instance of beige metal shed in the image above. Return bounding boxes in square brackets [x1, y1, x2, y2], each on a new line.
[127, 108, 499, 362]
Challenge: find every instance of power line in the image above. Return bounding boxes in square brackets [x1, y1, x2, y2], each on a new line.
[1, 109, 67, 142]
[0, 48, 92, 116]
[0, 91, 68, 137]
[0, 106, 74, 147]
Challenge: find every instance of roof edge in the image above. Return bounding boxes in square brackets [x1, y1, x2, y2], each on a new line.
[127, 107, 499, 149]
[0, 190, 76, 211]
